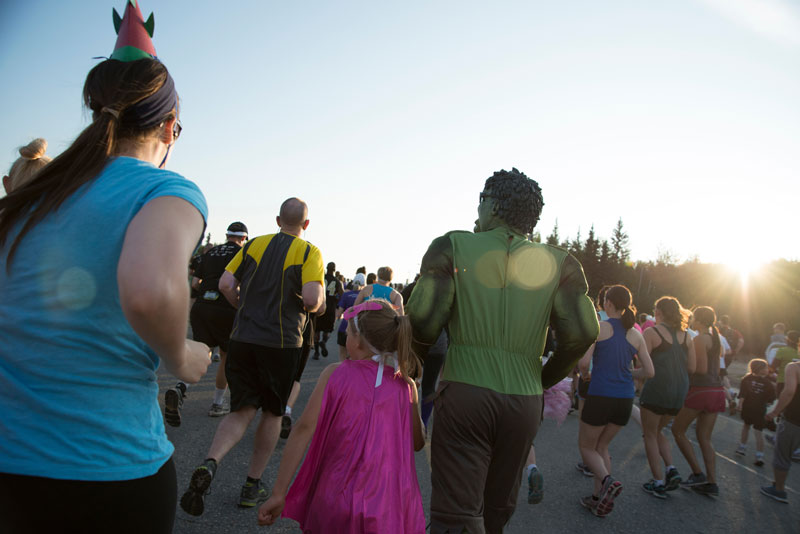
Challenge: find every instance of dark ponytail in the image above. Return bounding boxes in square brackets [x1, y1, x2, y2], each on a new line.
[693, 306, 721, 356]
[605, 284, 637, 330]
[0, 59, 174, 269]
[655, 296, 690, 330]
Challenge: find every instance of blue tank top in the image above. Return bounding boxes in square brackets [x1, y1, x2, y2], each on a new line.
[367, 284, 393, 302]
[587, 318, 637, 398]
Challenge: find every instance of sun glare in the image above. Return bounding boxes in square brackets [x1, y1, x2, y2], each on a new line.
[730, 258, 763, 286]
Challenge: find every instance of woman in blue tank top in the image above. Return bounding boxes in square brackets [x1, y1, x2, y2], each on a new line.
[354, 265, 404, 314]
[577, 285, 653, 517]
[639, 297, 696, 498]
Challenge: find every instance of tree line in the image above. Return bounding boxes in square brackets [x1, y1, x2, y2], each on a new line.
[536, 219, 800, 356]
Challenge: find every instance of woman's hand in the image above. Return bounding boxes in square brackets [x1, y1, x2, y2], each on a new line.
[257, 494, 285, 526]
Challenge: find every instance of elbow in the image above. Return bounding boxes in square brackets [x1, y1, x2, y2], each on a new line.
[120, 285, 171, 320]
[303, 295, 322, 313]
[645, 368, 655, 379]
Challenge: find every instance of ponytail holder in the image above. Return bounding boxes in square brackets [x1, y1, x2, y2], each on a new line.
[101, 107, 120, 119]
[394, 316, 400, 325]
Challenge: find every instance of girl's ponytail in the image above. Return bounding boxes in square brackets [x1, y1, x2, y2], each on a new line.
[604, 284, 637, 330]
[395, 315, 421, 379]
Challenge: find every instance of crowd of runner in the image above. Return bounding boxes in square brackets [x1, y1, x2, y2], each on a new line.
[1, 3, 799, 533]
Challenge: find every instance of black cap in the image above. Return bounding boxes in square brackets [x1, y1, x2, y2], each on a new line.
[226, 221, 248, 236]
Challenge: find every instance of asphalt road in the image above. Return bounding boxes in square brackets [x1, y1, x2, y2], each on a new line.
[160, 355, 800, 533]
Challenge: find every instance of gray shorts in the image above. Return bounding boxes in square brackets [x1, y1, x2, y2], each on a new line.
[773, 419, 800, 471]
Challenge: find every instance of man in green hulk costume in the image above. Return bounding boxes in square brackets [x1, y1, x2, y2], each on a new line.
[407, 168, 599, 533]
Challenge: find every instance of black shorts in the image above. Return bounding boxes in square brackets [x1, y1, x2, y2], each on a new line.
[225, 340, 301, 416]
[581, 395, 633, 427]
[316, 296, 338, 332]
[742, 409, 769, 431]
[190, 302, 236, 352]
[0, 457, 176, 534]
[577, 378, 591, 399]
[640, 401, 680, 417]
[337, 330, 348, 347]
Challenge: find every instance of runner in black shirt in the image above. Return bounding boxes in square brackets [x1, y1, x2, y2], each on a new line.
[735, 359, 776, 466]
[165, 222, 248, 426]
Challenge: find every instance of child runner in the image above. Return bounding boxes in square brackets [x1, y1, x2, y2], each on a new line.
[736, 359, 776, 466]
[578, 285, 654, 517]
[671, 306, 726, 497]
[639, 296, 695, 498]
[257, 299, 426, 532]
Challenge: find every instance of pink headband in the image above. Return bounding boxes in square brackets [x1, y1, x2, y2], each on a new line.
[342, 301, 383, 321]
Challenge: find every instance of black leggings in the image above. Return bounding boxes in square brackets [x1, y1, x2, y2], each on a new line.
[0, 457, 177, 534]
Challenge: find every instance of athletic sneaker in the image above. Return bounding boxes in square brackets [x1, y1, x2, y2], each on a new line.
[792, 449, 800, 462]
[576, 461, 594, 477]
[760, 484, 788, 503]
[211, 350, 221, 363]
[208, 402, 230, 417]
[596, 476, 623, 517]
[754, 453, 765, 467]
[735, 444, 746, 456]
[692, 482, 719, 497]
[527, 467, 544, 504]
[764, 434, 776, 446]
[642, 480, 667, 499]
[164, 387, 184, 427]
[580, 495, 601, 517]
[180, 459, 217, 516]
[239, 479, 267, 508]
[280, 414, 292, 439]
[665, 467, 682, 491]
[680, 472, 707, 489]
[321, 342, 328, 357]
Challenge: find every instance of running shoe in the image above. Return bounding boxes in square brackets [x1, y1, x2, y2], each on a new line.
[792, 449, 800, 462]
[760, 484, 788, 503]
[692, 482, 719, 497]
[642, 480, 667, 499]
[208, 402, 230, 417]
[596, 476, 622, 517]
[754, 457, 765, 467]
[665, 467, 682, 491]
[680, 472, 707, 489]
[735, 444, 746, 456]
[180, 459, 217, 516]
[280, 414, 292, 439]
[527, 467, 544, 504]
[764, 434, 776, 446]
[211, 350, 221, 363]
[321, 342, 328, 357]
[239, 479, 267, 508]
[575, 462, 594, 477]
[580, 495, 601, 516]
[165, 387, 184, 427]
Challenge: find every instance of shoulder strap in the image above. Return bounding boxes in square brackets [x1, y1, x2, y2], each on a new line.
[653, 325, 669, 344]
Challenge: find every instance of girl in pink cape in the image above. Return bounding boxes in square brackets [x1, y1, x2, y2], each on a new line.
[258, 299, 426, 533]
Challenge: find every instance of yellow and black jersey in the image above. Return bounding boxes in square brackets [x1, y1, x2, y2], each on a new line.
[225, 232, 324, 349]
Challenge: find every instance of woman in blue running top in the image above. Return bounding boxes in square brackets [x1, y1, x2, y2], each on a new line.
[578, 285, 653, 517]
[0, 54, 210, 533]
[355, 265, 404, 314]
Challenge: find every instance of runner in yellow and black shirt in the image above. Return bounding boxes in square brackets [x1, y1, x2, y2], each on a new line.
[180, 198, 324, 516]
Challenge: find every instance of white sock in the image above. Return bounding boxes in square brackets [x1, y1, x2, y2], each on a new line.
[285, 406, 292, 416]
[665, 465, 675, 472]
[213, 387, 226, 405]
[655, 479, 665, 486]
[527, 463, 537, 473]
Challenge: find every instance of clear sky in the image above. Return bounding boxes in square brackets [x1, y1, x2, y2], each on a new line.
[2, 0, 798, 283]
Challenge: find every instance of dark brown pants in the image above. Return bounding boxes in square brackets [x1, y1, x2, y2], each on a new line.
[430, 381, 542, 534]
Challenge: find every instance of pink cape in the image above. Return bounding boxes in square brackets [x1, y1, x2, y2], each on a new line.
[283, 359, 425, 533]
[542, 378, 572, 426]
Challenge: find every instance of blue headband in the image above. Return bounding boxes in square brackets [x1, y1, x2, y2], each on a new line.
[122, 71, 177, 129]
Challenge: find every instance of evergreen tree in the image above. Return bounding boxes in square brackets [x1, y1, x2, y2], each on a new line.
[546, 220, 560, 246]
[584, 225, 600, 265]
[611, 218, 630, 263]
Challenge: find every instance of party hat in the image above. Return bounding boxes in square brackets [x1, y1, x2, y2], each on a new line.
[110, 1, 157, 61]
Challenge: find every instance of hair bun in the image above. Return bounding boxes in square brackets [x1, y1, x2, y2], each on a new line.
[19, 138, 48, 160]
